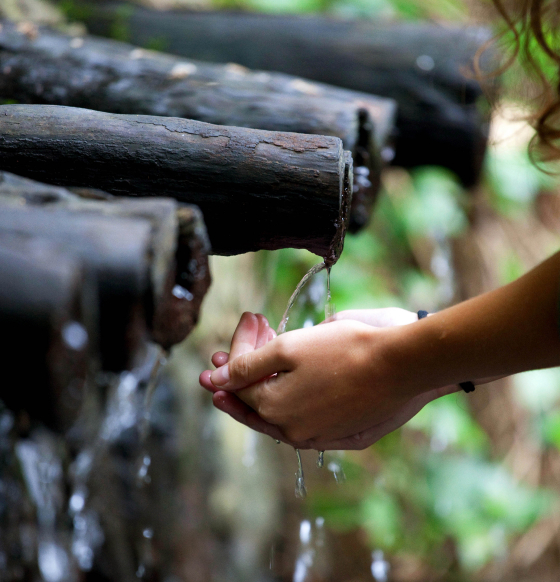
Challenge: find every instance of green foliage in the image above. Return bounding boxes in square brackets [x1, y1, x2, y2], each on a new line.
[485, 147, 554, 216]
[213, 0, 466, 19]
[56, 0, 94, 23]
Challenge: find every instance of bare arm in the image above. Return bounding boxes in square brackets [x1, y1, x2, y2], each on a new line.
[203, 251, 560, 446]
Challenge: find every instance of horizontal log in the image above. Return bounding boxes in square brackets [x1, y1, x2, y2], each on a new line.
[0, 19, 392, 230]
[83, 6, 495, 187]
[0, 171, 211, 353]
[0, 235, 90, 431]
[0, 104, 352, 263]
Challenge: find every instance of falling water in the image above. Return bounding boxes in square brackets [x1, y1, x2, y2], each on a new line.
[316, 451, 324, 469]
[325, 266, 336, 320]
[294, 449, 307, 499]
[277, 262, 326, 335]
[327, 460, 346, 484]
[293, 520, 314, 582]
[276, 261, 333, 498]
[371, 550, 390, 581]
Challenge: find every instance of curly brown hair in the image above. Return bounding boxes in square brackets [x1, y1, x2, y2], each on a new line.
[477, 0, 560, 162]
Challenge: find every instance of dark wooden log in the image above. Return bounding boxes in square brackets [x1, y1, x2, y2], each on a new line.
[82, 6, 496, 187]
[0, 235, 90, 432]
[0, 19, 393, 230]
[0, 171, 211, 353]
[0, 104, 352, 263]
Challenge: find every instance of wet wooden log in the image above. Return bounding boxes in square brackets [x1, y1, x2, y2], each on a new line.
[0, 236, 90, 431]
[0, 104, 352, 263]
[0, 172, 211, 356]
[0, 19, 391, 230]
[83, 6, 496, 187]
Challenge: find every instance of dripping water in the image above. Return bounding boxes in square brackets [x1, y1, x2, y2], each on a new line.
[294, 449, 306, 499]
[327, 460, 346, 484]
[316, 451, 324, 469]
[371, 550, 390, 581]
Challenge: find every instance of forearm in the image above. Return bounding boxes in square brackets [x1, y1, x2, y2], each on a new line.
[388, 251, 560, 393]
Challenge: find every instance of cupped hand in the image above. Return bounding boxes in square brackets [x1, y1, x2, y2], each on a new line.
[200, 309, 463, 449]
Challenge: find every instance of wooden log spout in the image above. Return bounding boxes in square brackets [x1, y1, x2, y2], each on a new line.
[0, 19, 391, 231]
[0, 104, 353, 263]
[83, 6, 495, 187]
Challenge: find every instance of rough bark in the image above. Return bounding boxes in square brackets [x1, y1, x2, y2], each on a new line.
[0, 104, 351, 263]
[82, 5, 495, 187]
[0, 171, 211, 376]
[0, 19, 393, 229]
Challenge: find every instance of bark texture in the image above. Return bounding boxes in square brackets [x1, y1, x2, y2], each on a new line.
[82, 6, 495, 187]
[0, 19, 393, 229]
[0, 104, 351, 262]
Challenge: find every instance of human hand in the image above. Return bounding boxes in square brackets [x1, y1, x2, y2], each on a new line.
[201, 310, 463, 449]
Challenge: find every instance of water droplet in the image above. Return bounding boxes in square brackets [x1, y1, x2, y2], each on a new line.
[143, 528, 153, 539]
[172, 284, 194, 301]
[62, 321, 88, 351]
[327, 461, 346, 484]
[69, 491, 85, 513]
[316, 451, 324, 468]
[371, 550, 390, 581]
[136, 564, 146, 578]
[416, 54, 435, 71]
[299, 520, 312, 545]
[38, 541, 69, 582]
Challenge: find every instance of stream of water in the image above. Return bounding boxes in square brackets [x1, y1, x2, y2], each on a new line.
[275, 260, 342, 498]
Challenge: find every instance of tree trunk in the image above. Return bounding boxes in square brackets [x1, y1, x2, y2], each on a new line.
[0, 19, 391, 229]
[80, 6, 495, 188]
[0, 104, 352, 263]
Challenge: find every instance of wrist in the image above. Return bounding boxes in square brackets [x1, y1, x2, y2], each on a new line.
[383, 317, 457, 397]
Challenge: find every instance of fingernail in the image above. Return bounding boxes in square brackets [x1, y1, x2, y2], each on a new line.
[211, 364, 230, 387]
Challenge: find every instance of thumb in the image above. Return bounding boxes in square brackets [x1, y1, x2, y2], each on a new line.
[210, 339, 290, 391]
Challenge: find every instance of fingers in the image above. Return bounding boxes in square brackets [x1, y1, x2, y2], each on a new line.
[199, 369, 219, 393]
[212, 391, 288, 442]
[229, 312, 260, 360]
[255, 313, 270, 349]
[211, 351, 229, 368]
[210, 339, 290, 390]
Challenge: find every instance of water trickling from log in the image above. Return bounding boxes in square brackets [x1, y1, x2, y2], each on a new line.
[277, 262, 326, 335]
